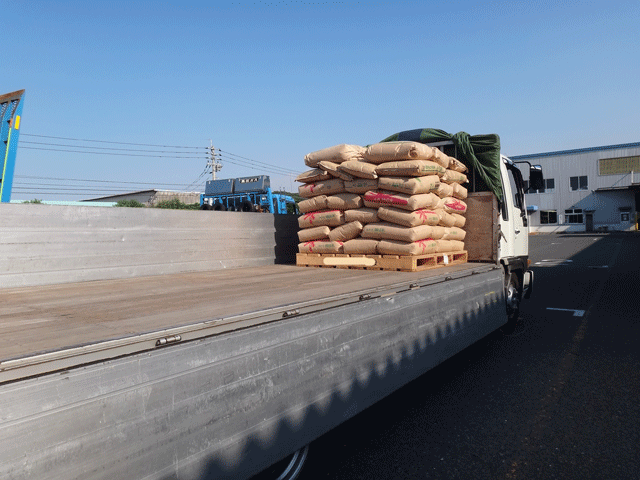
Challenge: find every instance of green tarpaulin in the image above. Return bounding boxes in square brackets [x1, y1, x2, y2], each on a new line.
[380, 128, 503, 199]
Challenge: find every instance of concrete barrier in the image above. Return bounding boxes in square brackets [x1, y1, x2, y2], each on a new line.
[1, 204, 299, 288]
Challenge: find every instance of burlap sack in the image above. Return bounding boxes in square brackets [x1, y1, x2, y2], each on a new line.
[363, 141, 436, 164]
[343, 238, 379, 255]
[345, 178, 378, 194]
[435, 182, 454, 198]
[325, 193, 363, 211]
[298, 178, 345, 198]
[338, 160, 378, 180]
[451, 213, 466, 228]
[298, 210, 345, 229]
[435, 239, 465, 253]
[376, 160, 446, 177]
[435, 208, 456, 227]
[298, 225, 330, 242]
[452, 183, 468, 200]
[344, 207, 379, 224]
[361, 222, 444, 242]
[318, 161, 355, 181]
[328, 221, 363, 242]
[298, 195, 328, 214]
[443, 227, 467, 241]
[442, 170, 469, 184]
[298, 240, 344, 254]
[304, 144, 365, 167]
[433, 149, 451, 169]
[448, 157, 468, 173]
[377, 239, 438, 256]
[296, 169, 332, 184]
[363, 190, 440, 211]
[439, 197, 468, 215]
[377, 206, 440, 227]
[377, 175, 440, 195]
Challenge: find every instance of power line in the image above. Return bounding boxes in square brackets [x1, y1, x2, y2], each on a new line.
[21, 133, 207, 149]
[15, 175, 194, 187]
[21, 146, 208, 159]
[217, 149, 301, 175]
[21, 140, 209, 155]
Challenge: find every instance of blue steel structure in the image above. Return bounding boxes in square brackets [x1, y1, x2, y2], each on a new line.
[1, 90, 25, 203]
[200, 175, 298, 214]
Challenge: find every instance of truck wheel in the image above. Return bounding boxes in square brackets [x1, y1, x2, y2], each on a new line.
[503, 272, 521, 333]
[241, 200, 255, 212]
[213, 203, 226, 211]
[254, 445, 309, 480]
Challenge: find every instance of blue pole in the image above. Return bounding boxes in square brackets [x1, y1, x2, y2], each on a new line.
[1, 90, 25, 203]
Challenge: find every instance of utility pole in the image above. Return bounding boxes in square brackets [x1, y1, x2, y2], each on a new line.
[208, 140, 222, 180]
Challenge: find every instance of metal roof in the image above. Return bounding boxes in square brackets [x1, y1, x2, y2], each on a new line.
[510, 141, 640, 161]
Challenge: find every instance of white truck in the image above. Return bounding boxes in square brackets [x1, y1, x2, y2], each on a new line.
[0, 129, 542, 480]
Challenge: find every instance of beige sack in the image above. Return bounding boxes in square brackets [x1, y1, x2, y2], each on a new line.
[344, 207, 379, 224]
[296, 169, 332, 184]
[363, 190, 440, 211]
[328, 221, 364, 242]
[452, 183, 468, 200]
[435, 208, 456, 227]
[435, 182, 454, 198]
[345, 178, 378, 194]
[443, 227, 467, 241]
[376, 160, 446, 177]
[377, 175, 440, 195]
[363, 141, 436, 164]
[435, 239, 465, 253]
[298, 225, 330, 242]
[448, 157, 468, 173]
[304, 144, 365, 167]
[298, 210, 345, 229]
[298, 178, 345, 198]
[442, 169, 469, 184]
[439, 197, 468, 215]
[318, 161, 355, 181]
[325, 193, 363, 211]
[343, 238, 379, 255]
[361, 222, 444, 242]
[377, 239, 438, 256]
[377, 206, 440, 228]
[338, 160, 378, 180]
[451, 213, 466, 228]
[298, 195, 328, 214]
[432, 148, 451, 169]
[298, 240, 344, 254]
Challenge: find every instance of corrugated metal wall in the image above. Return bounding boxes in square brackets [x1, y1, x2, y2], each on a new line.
[0, 204, 299, 288]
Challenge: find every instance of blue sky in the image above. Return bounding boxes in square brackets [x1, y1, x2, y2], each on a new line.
[3, 0, 639, 200]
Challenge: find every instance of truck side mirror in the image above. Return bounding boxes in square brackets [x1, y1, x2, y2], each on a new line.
[529, 165, 544, 191]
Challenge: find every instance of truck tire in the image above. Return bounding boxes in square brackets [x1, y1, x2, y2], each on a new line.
[253, 445, 309, 480]
[241, 200, 255, 212]
[213, 203, 226, 211]
[503, 272, 521, 333]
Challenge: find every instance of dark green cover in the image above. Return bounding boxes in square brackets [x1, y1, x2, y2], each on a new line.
[380, 128, 502, 199]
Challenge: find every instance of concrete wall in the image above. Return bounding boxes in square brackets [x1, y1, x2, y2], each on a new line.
[0, 204, 299, 288]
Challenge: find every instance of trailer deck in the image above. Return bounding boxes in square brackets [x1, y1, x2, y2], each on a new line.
[0, 262, 495, 383]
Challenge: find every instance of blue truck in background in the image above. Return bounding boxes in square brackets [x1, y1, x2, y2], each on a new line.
[200, 175, 298, 214]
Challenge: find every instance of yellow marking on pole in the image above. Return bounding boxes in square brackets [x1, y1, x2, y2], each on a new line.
[14, 115, 20, 130]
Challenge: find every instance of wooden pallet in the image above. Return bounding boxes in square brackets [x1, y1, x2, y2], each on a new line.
[296, 251, 468, 272]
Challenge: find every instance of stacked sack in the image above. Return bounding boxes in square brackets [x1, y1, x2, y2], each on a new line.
[296, 141, 469, 256]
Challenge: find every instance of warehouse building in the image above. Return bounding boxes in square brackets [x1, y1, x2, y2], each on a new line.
[511, 142, 640, 233]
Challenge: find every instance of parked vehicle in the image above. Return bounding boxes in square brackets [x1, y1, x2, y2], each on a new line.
[200, 175, 298, 214]
[0, 129, 542, 480]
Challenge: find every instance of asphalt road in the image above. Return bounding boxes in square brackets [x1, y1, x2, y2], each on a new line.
[294, 233, 640, 480]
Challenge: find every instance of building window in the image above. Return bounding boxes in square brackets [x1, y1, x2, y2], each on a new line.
[565, 208, 583, 224]
[524, 178, 555, 194]
[540, 210, 558, 224]
[570, 176, 588, 191]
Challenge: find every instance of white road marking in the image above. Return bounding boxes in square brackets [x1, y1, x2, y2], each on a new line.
[534, 259, 573, 266]
[547, 308, 585, 317]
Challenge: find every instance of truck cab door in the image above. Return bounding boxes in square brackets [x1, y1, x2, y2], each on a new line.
[499, 157, 528, 260]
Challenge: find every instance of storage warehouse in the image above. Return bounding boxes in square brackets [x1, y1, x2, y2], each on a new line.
[512, 141, 640, 233]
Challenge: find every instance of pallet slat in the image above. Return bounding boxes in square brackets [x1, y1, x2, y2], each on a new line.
[296, 251, 468, 272]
